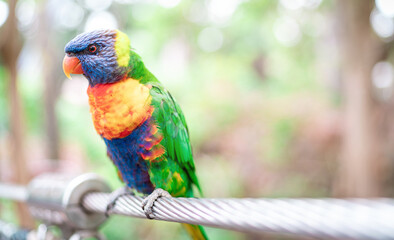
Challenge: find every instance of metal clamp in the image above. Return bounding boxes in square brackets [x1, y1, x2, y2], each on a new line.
[26, 173, 111, 239]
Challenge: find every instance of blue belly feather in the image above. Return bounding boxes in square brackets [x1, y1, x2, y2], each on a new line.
[103, 119, 155, 194]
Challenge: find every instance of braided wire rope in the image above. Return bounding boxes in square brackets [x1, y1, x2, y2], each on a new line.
[82, 192, 394, 240]
[2, 181, 394, 239]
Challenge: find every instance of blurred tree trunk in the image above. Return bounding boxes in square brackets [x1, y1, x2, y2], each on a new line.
[335, 0, 384, 197]
[37, 1, 61, 161]
[0, 0, 34, 228]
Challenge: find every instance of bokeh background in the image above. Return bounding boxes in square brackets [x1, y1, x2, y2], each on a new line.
[1, 0, 394, 239]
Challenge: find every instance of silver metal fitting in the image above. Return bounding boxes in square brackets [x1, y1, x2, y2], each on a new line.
[27, 173, 111, 232]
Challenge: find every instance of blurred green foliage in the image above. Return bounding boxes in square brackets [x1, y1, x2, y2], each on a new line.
[0, 0, 345, 239]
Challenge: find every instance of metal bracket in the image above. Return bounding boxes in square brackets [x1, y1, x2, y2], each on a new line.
[26, 173, 111, 239]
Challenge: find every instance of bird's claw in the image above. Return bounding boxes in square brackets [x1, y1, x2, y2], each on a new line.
[142, 188, 172, 219]
[106, 186, 133, 217]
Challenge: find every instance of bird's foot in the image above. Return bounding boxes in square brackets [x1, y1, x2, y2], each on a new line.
[142, 188, 172, 219]
[106, 186, 133, 217]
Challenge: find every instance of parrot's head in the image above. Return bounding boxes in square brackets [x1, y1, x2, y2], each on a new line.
[63, 29, 131, 86]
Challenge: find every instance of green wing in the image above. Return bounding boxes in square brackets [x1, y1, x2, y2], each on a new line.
[149, 83, 202, 196]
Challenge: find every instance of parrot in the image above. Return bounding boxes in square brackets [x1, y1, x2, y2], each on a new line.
[62, 29, 208, 240]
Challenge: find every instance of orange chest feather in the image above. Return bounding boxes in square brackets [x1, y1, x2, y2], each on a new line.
[87, 78, 153, 140]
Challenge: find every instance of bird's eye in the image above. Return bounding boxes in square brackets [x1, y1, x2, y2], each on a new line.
[88, 45, 97, 53]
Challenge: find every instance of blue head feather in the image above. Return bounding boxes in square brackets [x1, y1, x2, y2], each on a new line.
[64, 29, 127, 86]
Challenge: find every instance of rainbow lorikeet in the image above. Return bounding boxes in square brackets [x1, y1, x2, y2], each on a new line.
[62, 29, 207, 240]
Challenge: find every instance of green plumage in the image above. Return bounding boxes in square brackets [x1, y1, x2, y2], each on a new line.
[150, 84, 202, 196]
[128, 42, 207, 240]
[128, 52, 202, 197]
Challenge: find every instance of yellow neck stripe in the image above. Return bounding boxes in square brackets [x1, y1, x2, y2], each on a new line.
[115, 30, 131, 67]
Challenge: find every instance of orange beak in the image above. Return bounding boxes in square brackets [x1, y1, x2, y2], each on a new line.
[62, 55, 83, 79]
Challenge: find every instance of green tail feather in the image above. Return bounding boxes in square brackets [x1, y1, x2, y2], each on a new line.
[182, 223, 208, 240]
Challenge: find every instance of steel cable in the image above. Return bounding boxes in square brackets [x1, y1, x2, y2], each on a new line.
[81, 193, 394, 239]
[2, 181, 394, 239]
